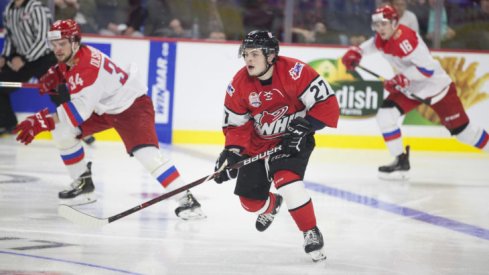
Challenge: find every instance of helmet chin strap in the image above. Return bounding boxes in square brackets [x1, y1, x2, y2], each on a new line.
[65, 41, 79, 64]
[256, 53, 274, 78]
[256, 62, 272, 78]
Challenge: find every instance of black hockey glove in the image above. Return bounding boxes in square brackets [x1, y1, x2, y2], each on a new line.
[281, 117, 314, 155]
[49, 83, 71, 106]
[214, 148, 243, 184]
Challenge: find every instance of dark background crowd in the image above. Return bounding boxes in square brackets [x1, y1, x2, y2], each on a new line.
[1, 0, 488, 50]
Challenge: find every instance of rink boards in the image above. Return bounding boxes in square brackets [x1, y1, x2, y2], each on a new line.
[1, 35, 488, 152]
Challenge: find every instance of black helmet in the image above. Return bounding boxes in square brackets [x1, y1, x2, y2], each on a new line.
[239, 30, 279, 62]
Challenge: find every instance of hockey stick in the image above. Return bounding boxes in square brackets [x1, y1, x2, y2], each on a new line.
[0, 81, 40, 89]
[356, 65, 431, 105]
[58, 145, 283, 227]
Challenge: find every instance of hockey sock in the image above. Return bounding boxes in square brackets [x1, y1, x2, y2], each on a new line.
[289, 199, 317, 232]
[51, 123, 87, 179]
[60, 145, 87, 179]
[274, 170, 316, 231]
[377, 107, 405, 156]
[455, 124, 489, 153]
[133, 146, 183, 193]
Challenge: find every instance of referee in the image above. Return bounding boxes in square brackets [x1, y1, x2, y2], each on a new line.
[0, 0, 56, 134]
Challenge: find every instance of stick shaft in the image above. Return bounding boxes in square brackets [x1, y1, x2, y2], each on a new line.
[105, 145, 282, 224]
[108, 174, 211, 223]
[0, 81, 40, 89]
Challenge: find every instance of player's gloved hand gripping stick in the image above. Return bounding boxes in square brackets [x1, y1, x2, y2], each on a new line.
[356, 65, 431, 105]
[58, 145, 283, 227]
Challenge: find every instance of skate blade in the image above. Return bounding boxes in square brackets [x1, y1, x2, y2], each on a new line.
[378, 171, 410, 181]
[59, 193, 97, 206]
[176, 207, 207, 220]
[309, 249, 327, 262]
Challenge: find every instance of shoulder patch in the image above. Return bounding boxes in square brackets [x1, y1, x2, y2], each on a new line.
[289, 62, 304, 80]
[226, 83, 235, 96]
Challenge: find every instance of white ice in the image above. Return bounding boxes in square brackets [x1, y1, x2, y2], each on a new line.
[1, 136, 488, 275]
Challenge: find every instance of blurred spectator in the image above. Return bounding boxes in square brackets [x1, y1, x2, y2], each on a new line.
[0, 0, 9, 29]
[215, 0, 244, 40]
[208, 0, 224, 34]
[409, 0, 430, 36]
[242, 0, 276, 34]
[326, 0, 376, 46]
[479, 0, 489, 17]
[442, 0, 489, 49]
[144, 0, 173, 37]
[207, 30, 227, 40]
[95, 0, 144, 37]
[54, 0, 78, 20]
[425, 0, 456, 44]
[95, 0, 129, 36]
[292, 22, 342, 45]
[164, 18, 192, 38]
[121, 0, 145, 37]
[392, 0, 420, 32]
[476, 0, 489, 21]
[293, 0, 328, 30]
[75, 0, 98, 33]
[41, 0, 98, 33]
[448, 0, 489, 25]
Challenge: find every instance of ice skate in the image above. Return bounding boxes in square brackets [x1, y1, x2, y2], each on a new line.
[58, 162, 96, 206]
[255, 193, 283, 232]
[175, 190, 206, 220]
[378, 145, 410, 181]
[303, 226, 327, 262]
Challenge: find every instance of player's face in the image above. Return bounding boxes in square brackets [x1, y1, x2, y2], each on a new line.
[242, 48, 268, 77]
[372, 20, 396, 40]
[50, 38, 75, 63]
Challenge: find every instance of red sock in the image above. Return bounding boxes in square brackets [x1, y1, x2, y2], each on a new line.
[289, 199, 316, 231]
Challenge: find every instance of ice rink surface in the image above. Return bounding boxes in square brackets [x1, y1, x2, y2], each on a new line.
[1, 136, 488, 275]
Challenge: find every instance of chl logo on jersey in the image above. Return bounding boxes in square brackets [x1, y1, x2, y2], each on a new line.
[248, 89, 285, 108]
[289, 62, 304, 80]
[255, 106, 300, 139]
[249, 92, 261, 107]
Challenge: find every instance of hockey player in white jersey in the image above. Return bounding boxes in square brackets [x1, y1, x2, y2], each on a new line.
[342, 5, 489, 180]
[13, 19, 205, 220]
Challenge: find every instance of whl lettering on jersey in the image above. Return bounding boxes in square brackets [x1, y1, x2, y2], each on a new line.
[254, 106, 302, 139]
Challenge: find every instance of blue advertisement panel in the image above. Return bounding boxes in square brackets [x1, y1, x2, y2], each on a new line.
[147, 41, 176, 144]
[0, 38, 112, 112]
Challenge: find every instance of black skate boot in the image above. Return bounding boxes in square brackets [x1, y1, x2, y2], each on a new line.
[58, 162, 96, 206]
[175, 190, 206, 220]
[303, 226, 327, 262]
[255, 193, 283, 232]
[378, 145, 410, 180]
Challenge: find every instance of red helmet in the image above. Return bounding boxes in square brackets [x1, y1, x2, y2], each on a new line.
[372, 5, 399, 23]
[48, 19, 81, 42]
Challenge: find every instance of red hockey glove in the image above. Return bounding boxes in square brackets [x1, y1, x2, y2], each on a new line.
[14, 108, 55, 145]
[341, 46, 362, 71]
[39, 65, 64, 96]
[384, 74, 410, 94]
